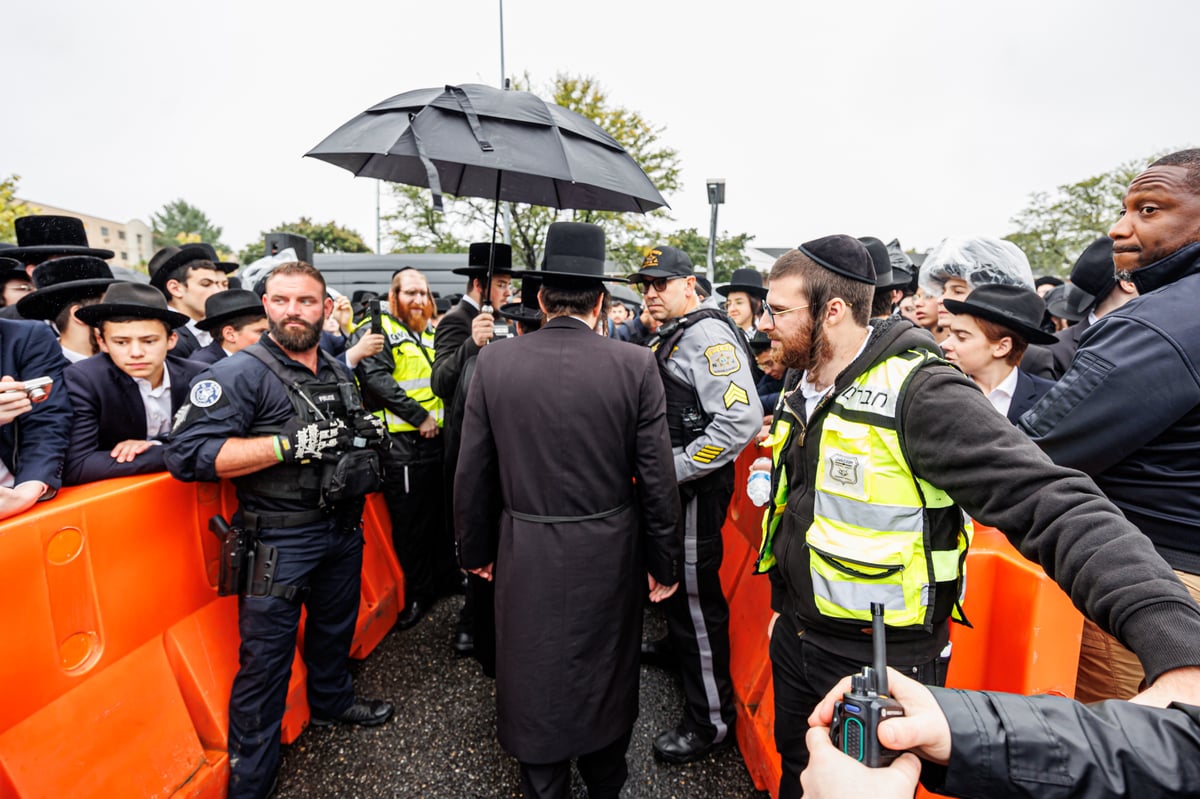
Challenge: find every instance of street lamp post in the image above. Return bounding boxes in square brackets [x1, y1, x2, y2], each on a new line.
[706, 178, 725, 283]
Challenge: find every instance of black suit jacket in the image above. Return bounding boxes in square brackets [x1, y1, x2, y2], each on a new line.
[454, 316, 681, 762]
[0, 318, 71, 494]
[171, 323, 201, 358]
[431, 300, 481, 462]
[1007, 368, 1055, 425]
[1042, 318, 1092, 380]
[189, 340, 227, 365]
[63, 354, 204, 484]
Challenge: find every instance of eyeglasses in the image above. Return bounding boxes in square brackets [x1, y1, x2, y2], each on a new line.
[635, 275, 684, 294]
[758, 303, 809, 325]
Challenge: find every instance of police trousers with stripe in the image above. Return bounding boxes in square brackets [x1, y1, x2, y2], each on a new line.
[663, 465, 736, 743]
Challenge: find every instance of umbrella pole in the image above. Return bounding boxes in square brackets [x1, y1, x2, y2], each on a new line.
[482, 172, 508, 338]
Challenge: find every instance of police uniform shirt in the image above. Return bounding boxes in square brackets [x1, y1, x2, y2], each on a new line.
[661, 314, 763, 482]
[165, 335, 354, 516]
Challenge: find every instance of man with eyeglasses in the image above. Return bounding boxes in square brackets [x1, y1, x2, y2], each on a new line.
[756, 235, 1200, 799]
[630, 245, 762, 764]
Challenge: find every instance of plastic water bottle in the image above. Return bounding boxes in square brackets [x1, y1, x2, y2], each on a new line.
[747, 457, 772, 507]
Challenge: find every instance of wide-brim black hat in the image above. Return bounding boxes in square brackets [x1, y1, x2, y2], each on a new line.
[75, 282, 190, 328]
[451, 242, 516, 276]
[943, 283, 1057, 345]
[196, 289, 266, 331]
[517, 222, 627, 285]
[499, 276, 544, 324]
[717, 267, 767, 298]
[16, 255, 117, 321]
[1069, 236, 1117, 306]
[857, 236, 896, 288]
[1044, 283, 1090, 324]
[5, 215, 115, 264]
[798, 235, 876, 285]
[148, 243, 224, 292]
[749, 329, 773, 353]
[0, 256, 24, 281]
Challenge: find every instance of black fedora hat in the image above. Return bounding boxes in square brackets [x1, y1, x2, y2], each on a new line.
[148, 243, 228, 293]
[6, 215, 115, 264]
[942, 283, 1057, 345]
[75, 282, 190, 328]
[15, 255, 117, 321]
[196, 289, 266, 332]
[0, 256, 24, 280]
[499, 275, 544, 325]
[520, 222, 626, 286]
[717, 268, 767, 299]
[451, 242, 515, 276]
[857, 236, 896, 288]
[1068, 236, 1117, 309]
[1044, 283, 1090, 323]
[798, 235, 876, 285]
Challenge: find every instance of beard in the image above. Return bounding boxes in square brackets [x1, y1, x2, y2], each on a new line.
[777, 317, 833, 375]
[396, 299, 430, 332]
[269, 315, 324, 353]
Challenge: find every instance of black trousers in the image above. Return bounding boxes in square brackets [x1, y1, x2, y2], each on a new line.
[382, 450, 453, 604]
[518, 729, 633, 799]
[770, 612, 945, 799]
[226, 522, 362, 799]
[662, 476, 735, 744]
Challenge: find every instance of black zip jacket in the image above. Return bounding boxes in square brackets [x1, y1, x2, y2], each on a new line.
[770, 318, 1200, 680]
[1021, 241, 1200, 574]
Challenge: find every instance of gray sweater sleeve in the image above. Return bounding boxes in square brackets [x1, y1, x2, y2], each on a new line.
[902, 365, 1200, 683]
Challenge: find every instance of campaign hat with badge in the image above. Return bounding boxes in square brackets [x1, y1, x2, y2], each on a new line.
[195, 289, 266, 332]
[5, 215, 115, 266]
[75, 282, 191, 329]
[147, 242, 231, 294]
[942, 283, 1057, 345]
[518, 222, 627, 288]
[15, 255, 118, 321]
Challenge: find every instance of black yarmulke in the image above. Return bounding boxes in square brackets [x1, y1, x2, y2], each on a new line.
[798, 235, 876, 286]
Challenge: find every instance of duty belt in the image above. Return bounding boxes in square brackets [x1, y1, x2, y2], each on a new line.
[241, 508, 330, 531]
[506, 502, 631, 524]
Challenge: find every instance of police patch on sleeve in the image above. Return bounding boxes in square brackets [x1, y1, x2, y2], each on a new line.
[704, 342, 741, 376]
[190, 379, 223, 407]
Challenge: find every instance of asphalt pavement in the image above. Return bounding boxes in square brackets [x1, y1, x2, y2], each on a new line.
[276, 595, 769, 799]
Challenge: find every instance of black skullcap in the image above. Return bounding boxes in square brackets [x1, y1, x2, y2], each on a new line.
[797, 235, 876, 285]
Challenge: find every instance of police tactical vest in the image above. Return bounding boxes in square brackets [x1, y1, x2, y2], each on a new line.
[360, 315, 443, 433]
[756, 348, 972, 630]
[650, 308, 746, 448]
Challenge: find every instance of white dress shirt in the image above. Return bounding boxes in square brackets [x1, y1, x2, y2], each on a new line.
[134, 367, 173, 439]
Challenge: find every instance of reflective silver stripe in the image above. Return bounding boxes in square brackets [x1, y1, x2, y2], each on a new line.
[398, 377, 431, 391]
[811, 570, 906, 611]
[683, 496, 729, 744]
[813, 489, 923, 533]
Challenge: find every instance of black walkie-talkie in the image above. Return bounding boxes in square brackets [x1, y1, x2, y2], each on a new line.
[369, 299, 383, 336]
[830, 602, 906, 767]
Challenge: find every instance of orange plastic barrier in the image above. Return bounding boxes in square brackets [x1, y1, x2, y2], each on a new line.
[720, 447, 1086, 799]
[0, 474, 401, 799]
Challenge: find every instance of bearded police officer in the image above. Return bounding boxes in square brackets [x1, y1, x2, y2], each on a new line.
[165, 261, 393, 799]
[756, 236, 1200, 799]
[630, 245, 762, 764]
[354, 266, 456, 630]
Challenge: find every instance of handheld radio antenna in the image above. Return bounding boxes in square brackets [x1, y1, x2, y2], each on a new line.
[871, 602, 888, 696]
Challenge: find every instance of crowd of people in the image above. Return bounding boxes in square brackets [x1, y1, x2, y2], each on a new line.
[2, 148, 1200, 799]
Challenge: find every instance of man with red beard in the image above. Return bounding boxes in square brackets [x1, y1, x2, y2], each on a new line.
[755, 236, 1200, 799]
[354, 266, 455, 630]
[167, 261, 392, 799]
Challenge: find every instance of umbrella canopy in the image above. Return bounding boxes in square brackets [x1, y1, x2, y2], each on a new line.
[306, 83, 668, 214]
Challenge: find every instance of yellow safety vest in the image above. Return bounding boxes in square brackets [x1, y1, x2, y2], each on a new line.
[358, 315, 444, 433]
[756, 349, 971, 629]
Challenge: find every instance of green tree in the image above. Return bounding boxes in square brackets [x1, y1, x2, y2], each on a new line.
[660, 227, 756, 283]
[150, 199, 229, 252]
[239, 217, 373, 263]
[383, 73, 683, 272]
[1004, 155, 1157, 277]
[0, 175, 40, 244]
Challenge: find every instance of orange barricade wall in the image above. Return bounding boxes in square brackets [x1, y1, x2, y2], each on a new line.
[0, 475, 401, 799]
[719, 446, 1085, 799]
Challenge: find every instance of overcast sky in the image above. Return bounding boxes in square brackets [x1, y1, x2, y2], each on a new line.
[5, 0, 1196, 259]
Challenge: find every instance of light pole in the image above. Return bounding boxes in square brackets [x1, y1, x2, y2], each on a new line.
[706, 178, 725, 283]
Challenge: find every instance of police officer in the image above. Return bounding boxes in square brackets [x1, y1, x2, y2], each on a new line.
[354, 266, 455, 630]
[165, 261, 393, 799]
[630, 245, 762, 764]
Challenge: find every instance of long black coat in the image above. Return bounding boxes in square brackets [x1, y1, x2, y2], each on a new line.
[455, 317, 681, 763]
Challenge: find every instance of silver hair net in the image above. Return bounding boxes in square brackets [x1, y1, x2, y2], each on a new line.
[918, 237, 1035, 298]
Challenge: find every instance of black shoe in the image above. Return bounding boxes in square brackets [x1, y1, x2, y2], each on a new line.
[640, 637, 678, 669]
[452, 630, 475, 657]
[310, 697, 394, 728]
[396, 598, 430, 631]
[652, 726, 735, 764]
